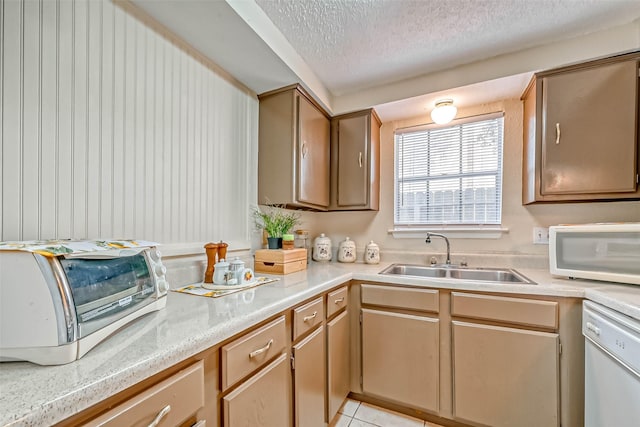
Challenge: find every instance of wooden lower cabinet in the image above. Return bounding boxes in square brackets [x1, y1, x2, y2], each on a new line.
[292, 326, 326, 427]
[223, 353, 291, 427]
[361, 308, 439, 413]
[327, 309, 350, 422]
[452, 321, 560, 427]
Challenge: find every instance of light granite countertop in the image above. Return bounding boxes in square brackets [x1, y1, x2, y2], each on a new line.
[1, 260, 639, 427]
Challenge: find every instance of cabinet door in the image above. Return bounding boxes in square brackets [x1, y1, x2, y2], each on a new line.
[223, 353, 291, 427]
[361, 308, 439, 413]
[292, 326, 325, 427]
[327, 309, 350, 422]
[541, 60, 638, 195]
[330, 110, 380, 210]
[297, 94, 330, 208]
[452, 321, 559, 427]
[336, 114, 369, 207]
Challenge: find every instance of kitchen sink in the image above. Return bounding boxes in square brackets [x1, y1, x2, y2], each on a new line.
[379, 264, 535, 284]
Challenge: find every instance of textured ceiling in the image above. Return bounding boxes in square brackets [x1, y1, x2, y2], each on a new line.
[131, 0, 640, 121]
[255, 0, 640, 96]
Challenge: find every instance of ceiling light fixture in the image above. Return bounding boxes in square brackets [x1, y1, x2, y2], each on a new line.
[430, 99, 457, 124]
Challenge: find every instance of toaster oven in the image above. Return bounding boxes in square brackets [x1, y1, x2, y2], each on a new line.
[0, 240, 168, 365]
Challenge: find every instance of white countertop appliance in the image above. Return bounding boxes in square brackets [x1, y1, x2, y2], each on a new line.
[550, 223, 640, 285]
[0, 240, 168, 365]
[583, 301, 640, 426]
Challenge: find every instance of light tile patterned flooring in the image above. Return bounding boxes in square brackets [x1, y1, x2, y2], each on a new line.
[330, 398, 444, 427]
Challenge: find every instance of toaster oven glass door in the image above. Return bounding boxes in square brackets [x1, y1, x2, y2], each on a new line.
[555, 231, 640, 275]
[60, 253, 156, 331]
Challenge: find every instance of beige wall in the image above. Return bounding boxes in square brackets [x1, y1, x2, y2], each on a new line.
[297, 98, 640, 258]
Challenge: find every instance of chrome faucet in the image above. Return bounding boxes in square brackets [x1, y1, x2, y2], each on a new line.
[425, 232, 451, 265]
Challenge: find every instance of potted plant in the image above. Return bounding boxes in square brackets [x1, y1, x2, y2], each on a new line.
[252, 205, 301, 249]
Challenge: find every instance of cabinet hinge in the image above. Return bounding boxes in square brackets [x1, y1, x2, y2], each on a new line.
[290, 354, 295, 370]
[360, 375, 363, 386]
[359, 311, 363, 324]
[636, 173, 639, 184]
[559, 341, 563, 356]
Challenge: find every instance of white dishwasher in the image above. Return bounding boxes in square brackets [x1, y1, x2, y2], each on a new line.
[583, 300, 640, 427]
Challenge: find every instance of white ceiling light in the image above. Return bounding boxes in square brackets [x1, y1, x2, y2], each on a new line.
[430, 99, 457, 124]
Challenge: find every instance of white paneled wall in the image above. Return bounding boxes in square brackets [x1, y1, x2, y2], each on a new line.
[0, 0, 258, 249]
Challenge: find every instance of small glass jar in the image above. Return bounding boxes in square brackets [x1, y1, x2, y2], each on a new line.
[294, 230, 311, 264]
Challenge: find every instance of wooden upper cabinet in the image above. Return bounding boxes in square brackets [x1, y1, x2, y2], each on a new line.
[258, 85, 330, 210]
[522, 53, 640, 204]
[330, 109, 381, 210]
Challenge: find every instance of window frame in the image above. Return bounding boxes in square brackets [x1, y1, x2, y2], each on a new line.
[392, 112, 507, 238]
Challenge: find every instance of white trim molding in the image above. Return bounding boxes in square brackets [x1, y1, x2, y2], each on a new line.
[389, 226, 509, 239]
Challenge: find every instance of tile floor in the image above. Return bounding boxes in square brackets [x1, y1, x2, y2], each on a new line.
[330, 398, 444, 427]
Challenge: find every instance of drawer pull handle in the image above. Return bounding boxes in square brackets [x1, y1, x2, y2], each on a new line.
[303, 311, 318, 322]
[334, 297, 345, 304]
[249, 339, 273, 359]
[148, 405, 171, 427]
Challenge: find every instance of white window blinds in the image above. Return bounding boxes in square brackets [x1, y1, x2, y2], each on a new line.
[394, 113, 504, 226]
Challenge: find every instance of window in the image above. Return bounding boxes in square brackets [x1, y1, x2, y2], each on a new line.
[394, 113, 504, 227]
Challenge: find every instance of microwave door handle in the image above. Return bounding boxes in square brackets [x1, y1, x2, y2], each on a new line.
[63, 248, 147, 259]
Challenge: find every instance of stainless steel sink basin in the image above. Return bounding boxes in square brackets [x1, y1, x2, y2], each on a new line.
[379, 264, 535, 284]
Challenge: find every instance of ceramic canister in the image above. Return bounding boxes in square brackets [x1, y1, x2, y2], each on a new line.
[229, 257, 245, 284]
[312, 233, 332, 262]
[338, 237, 357, 263]
[365, 240, 380, 264]
[213, 259, 230, 285]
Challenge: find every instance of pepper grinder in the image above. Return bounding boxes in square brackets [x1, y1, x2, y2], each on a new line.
[204, 242, 220, 283]
[218, 241, 228, 262]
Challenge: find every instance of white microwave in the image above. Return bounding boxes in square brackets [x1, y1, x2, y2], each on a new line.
[549, 223, 640, 285]
[0, 240, 168, 365]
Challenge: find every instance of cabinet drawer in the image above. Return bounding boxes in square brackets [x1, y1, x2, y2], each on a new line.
[223, 353, 290, 427]
[293, 297, 324, 340]
[327, 286, 348, 318]
[222, 316, 286, 390]
[451, 292, 558, 329]
[85, 361, 204, 427]
[361, 284, 439, 313]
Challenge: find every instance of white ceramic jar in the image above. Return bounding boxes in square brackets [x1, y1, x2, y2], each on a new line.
[365, 240, 380, 264]
[212, 259, 230, 285]
[338, 237, 357, 263]
[229, 257, 245, 284]
[312, 233, 332, 262]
